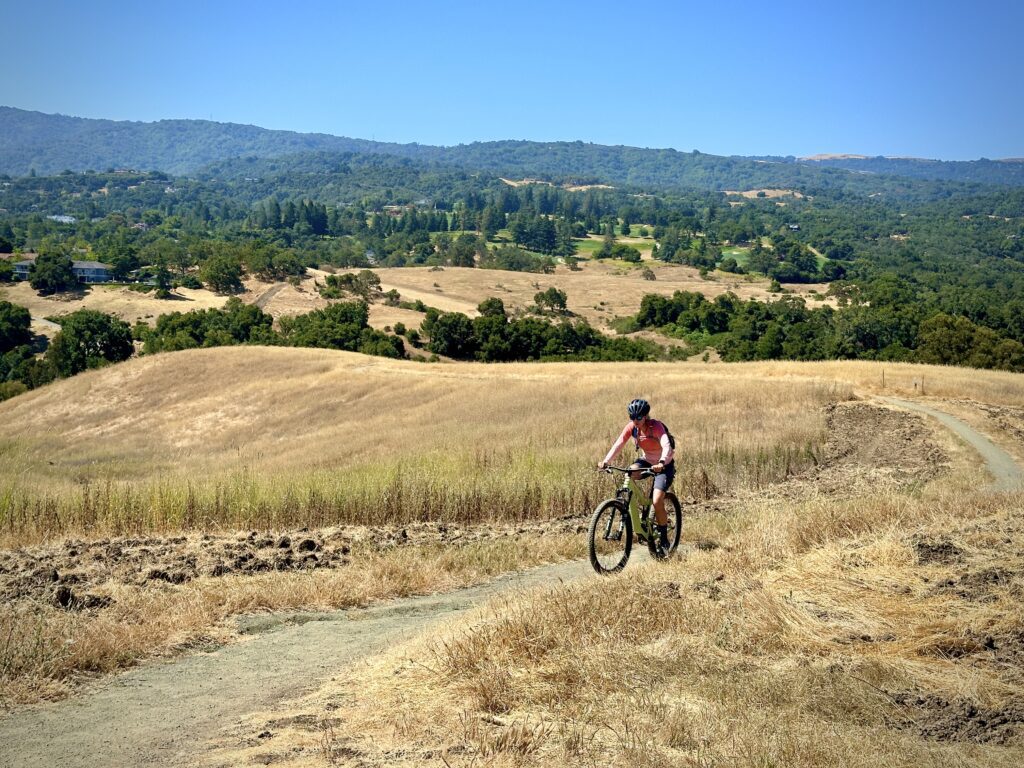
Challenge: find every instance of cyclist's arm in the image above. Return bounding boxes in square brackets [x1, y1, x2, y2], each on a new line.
[601, 423, 632, 466]
[657, 423, 674, 465]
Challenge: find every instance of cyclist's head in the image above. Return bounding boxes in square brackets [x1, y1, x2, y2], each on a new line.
[627, 398, 650, 422]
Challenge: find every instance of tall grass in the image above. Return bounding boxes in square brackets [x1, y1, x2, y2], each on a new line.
[0, 348, 851, 544]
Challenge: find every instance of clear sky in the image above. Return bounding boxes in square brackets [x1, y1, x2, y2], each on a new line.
[1, 0, 1022, 160]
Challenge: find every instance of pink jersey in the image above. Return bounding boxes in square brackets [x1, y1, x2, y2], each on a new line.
[603, 419, 674, 466]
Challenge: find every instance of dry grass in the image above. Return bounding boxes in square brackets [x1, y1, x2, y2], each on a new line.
[724, 188, 807, 199]
[0, 533, 581, 706]
[362, 260, 833, 330]
[0, 348, 859, 545]
[2, 256, 830, 340]
[0, 280, 228, 328]
[249, 474, 1024, 767]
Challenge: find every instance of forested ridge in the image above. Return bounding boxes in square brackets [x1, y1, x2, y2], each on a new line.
[4, 107, 1024, 191]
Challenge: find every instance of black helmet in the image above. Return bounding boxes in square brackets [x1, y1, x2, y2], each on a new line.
[627, 398, 650, 421]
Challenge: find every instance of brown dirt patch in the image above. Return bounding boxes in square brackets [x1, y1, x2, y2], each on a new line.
[891, 691, 1024, 745]
[0, 516, 588, 608]
[778, 402, 951, 497]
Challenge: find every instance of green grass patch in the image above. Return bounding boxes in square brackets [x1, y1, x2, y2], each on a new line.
[720, 246, 751, 267]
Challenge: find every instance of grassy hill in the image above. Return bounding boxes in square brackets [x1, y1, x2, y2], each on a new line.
[3, 345, 1022, 545]
[4, 344, 1022, 761]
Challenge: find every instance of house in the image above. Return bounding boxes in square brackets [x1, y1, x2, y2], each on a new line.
[12, 254, 114, 283]
[72, 261, 114, 283]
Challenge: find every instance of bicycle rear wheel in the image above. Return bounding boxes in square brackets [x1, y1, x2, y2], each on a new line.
[588, 499, 632, 574]
[647, 492, 682, 560]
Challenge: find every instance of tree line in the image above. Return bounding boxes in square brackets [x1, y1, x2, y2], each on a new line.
[630, 289, 1024, 371]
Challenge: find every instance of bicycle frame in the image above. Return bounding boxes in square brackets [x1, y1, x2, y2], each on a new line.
[613, 470, 655, 539]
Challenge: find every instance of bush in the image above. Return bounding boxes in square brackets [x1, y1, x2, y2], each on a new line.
[141, 297, 275, 353]
[0, 300, 32, 353]
[46, 310, 133, 376]
[177, 274, 203, 290]
[0, 380, 28, 400]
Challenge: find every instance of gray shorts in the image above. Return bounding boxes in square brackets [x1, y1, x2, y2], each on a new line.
[633, 459, 675, 492]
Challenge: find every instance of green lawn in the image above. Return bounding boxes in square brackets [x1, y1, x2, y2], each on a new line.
[573, 238, 604, 255]
[720, 246, 751, 267]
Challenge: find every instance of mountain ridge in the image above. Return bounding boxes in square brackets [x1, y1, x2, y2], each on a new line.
[2, 106, 1023, 188]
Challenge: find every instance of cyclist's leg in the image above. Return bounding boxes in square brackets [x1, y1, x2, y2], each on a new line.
[651, 462, 675, 525]
[629, 458, 651, 483]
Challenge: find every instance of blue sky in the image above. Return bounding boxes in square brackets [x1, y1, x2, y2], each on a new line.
[1, 0, 1022, 160]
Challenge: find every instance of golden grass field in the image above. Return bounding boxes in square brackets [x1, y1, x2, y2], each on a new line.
[0, 280, 229, 337]
[202, 394, 1024, 767]
[0, 347, 865, 543]
[271, 479, 1024, 768]
[1, 342, 1022, 766]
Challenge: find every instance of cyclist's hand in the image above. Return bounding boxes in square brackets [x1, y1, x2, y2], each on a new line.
[597, 461, 608, 471]
[652, 463, 664, 473]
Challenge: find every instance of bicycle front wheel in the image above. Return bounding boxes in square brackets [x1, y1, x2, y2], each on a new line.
[588, 499, 632, 574]
[647, 492, 682, 560]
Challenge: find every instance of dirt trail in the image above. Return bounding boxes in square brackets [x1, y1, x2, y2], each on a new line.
[2, 400, 1020, 767]
[253, 283, 286, 310]
[0, 560, 593, 768]
[881, 397, 1024, 491]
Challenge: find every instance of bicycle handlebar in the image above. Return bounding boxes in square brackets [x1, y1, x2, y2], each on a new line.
[600, 465, 656, 477]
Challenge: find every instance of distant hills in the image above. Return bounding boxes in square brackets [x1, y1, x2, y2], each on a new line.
[797, 154, 1024, 186]
[2, 106, 1023, 190]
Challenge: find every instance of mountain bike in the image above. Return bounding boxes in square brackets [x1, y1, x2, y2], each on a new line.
[588, 465, 682, 574]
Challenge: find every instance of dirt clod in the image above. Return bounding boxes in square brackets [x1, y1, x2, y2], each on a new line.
[913, 537, 965, 565]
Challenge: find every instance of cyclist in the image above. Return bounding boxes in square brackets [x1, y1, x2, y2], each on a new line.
[597, 398, 675, 552]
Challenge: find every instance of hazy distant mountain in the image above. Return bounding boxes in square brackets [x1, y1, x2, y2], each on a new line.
[2, 106, 1022, 190]
[798, 154, 1024, 186]
[0, 107, 415, 176]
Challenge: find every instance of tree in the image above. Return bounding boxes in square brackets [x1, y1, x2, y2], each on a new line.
[200, 254, 244, 294]
[479, 206, 503, 240]
[46, 310, 133, 377]
[477, 297, 507, 318]
[0, 301, 32, 352]
[596, 224, 615, 258]
[427, 312, 477, 358]
[29, 251, 77, 294]
[535, 287, 568, 314]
